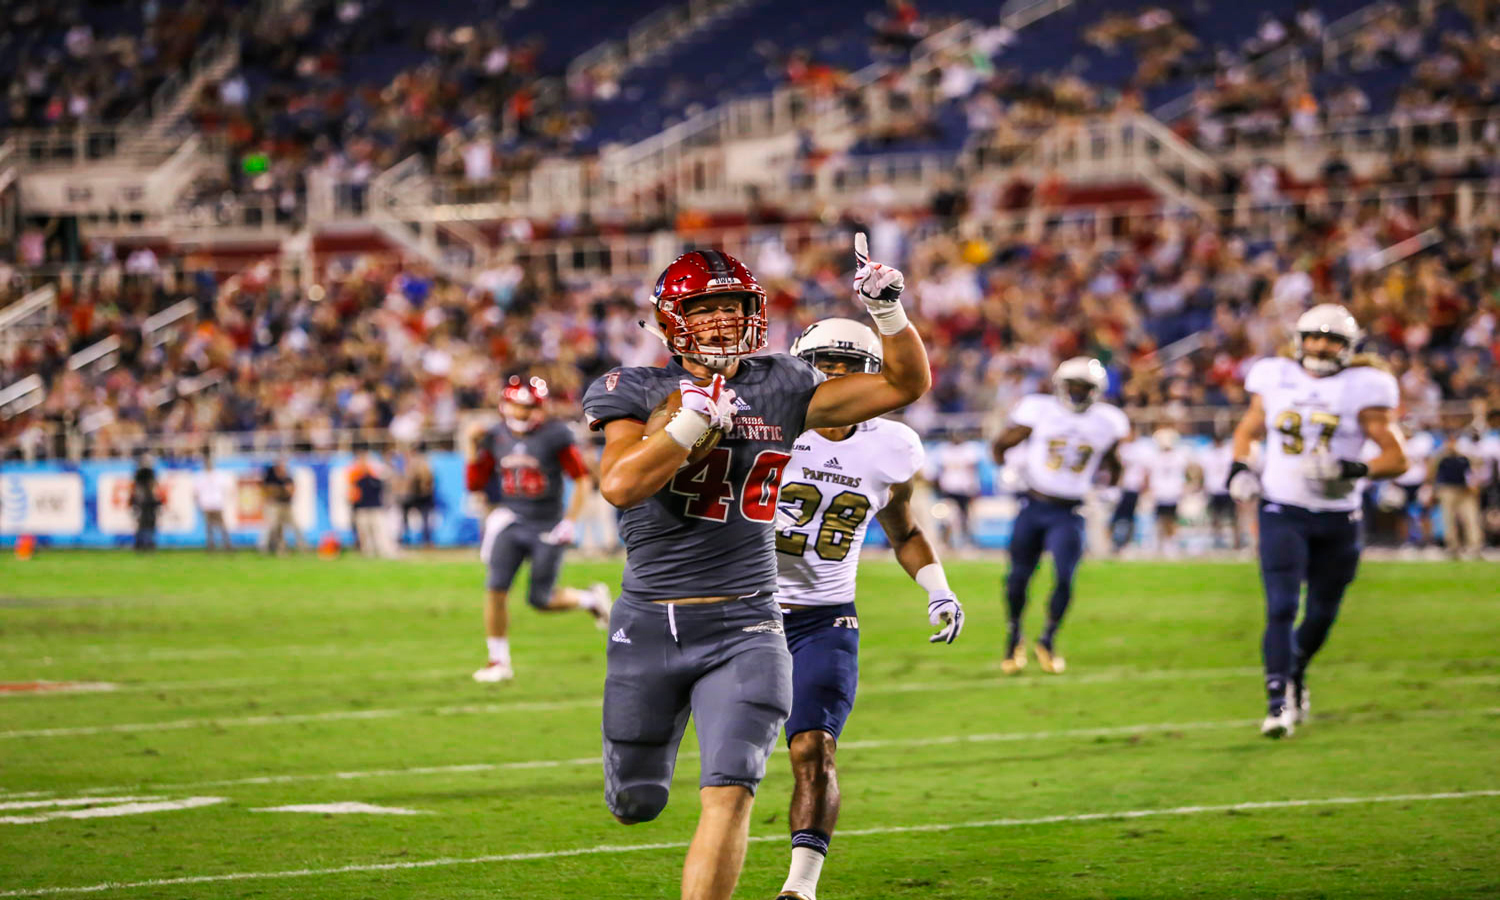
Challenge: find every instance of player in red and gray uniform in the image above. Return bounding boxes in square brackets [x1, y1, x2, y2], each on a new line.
[581, 238, 933, 900]
[469, 376, 609, 683]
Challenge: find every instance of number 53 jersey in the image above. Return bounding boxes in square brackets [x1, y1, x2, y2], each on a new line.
[1244, 356, 1399, 512]
[775, 419, 925, 607]
[1010, 394, 1130, 500]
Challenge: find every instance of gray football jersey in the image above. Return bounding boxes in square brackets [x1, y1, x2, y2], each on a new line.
[487, 418, 582, 526]
[583, 355, 825, 598]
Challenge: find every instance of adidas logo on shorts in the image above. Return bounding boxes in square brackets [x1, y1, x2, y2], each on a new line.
[610, 628, 631, 644]
[742, 620, 784, 635]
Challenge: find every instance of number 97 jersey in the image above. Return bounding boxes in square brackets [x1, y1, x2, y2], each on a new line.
[1244, 356, 1399, 512]
[775, 419, 925, 607]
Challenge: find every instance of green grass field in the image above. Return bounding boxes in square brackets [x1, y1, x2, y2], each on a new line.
[1, 552, 1497, 899]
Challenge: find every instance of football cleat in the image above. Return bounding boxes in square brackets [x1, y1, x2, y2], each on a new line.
[1034, 640, 1066, 675]
[472, 661, 514, 683]
[1000, 634, 1027, 675]
[1260, 707, 1295, 739]
[775, 893, 813, 900]
[1288, 681, 1310, 725]
[589, 582, 613, 631]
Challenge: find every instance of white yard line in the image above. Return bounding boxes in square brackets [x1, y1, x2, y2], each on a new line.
[1, 789, 1496, 896]
[0, 698, 601, 741]
[7, 655, 1495, 702]
[0, 797, 160, 811]
[0, 797, 225, 826]
[7, 658, 1493, 741]
[4, 706, 1491, 802]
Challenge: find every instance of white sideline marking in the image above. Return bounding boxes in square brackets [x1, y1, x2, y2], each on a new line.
[0, 797, 159, 811]
[0, 797, 224, 826]
[0, 698, 599, 740]
[0, 682, 117, 698]
[1, 790, 1496, 895]
[252, 802, 429, 815]
[6, 706, 1492, 802]
[7, 658, 1492, 741]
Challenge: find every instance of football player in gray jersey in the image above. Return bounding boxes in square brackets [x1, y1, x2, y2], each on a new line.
[581, 237, 930, 900]
[469, 376, 609, 683]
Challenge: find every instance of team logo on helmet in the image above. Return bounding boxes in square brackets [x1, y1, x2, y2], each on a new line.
[644, 250, 767, 369]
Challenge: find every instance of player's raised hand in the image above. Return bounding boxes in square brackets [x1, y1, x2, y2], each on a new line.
[852, 232, 909, 335]
[927, 591, 965, 644]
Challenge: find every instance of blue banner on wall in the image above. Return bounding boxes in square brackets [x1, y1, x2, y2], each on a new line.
[0, 453, 477, 549]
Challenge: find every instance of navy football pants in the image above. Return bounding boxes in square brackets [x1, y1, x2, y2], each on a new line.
[1005, 497, 1085, 642]
[1257, 502, 1362, 709]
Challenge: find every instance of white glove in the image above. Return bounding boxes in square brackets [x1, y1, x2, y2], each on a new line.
[667, 376, 736, 448]
[1376, 482, 1407, 512]
[540, 518, 576, 546]
[1302, 450, 1357, 499]
[927, 591, 965, 644]
[852, 232, 909, 335]
[1228, 468, 1261, 503]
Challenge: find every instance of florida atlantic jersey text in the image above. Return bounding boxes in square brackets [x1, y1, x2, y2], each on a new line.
[582, 355, 824, 598]
[1010, 394, 1130, 499]
[1244, 357, 1400, 512]
[775, 419, 925, 607]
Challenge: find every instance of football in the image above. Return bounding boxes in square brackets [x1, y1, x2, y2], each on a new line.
[643, 389, 724, 465]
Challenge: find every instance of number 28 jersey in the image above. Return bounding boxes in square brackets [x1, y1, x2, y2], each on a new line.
[1011, 394, 1130, 500]
[775, 419, 925, 607]
[1244, 356, 1399, 512]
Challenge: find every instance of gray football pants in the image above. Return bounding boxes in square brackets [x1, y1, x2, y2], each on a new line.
[601, 592, 792, 823]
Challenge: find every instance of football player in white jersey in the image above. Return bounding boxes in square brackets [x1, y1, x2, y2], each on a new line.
[1228, 304, 1407, 738]
[991, 357, 1130, 675]
[1145, 427, 1190, 554]
[1198, 429, 1244, 549]
[772, 318, 964, 900]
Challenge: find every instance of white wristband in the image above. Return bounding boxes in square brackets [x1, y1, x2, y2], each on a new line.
[868, 304, 910, 335]
[915, 563, 950, 597]
[663, 408, 710, 449]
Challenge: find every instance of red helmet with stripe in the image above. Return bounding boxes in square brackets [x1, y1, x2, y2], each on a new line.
[649, 250, 767, 368]
[501, 375, 549, 433]
[502, 375, 549, 407]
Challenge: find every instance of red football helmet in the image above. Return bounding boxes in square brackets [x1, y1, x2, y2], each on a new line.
[648, 250, 767, 367]
[501, 375, 549, 433]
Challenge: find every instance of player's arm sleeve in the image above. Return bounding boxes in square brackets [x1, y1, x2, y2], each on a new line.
[1105, 406, 1130, 443]
[558, 443, 590, 480]
[1242, 358, 1278, 397]
[582, 368, 649, 432]
[1010, 394, 1046, 427]
[883, 424, 927, 484]
[1359, 368, 1400, 410]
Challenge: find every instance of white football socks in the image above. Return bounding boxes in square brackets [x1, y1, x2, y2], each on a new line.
[485, 636, 511, 665]
[782, 846, 825, 899]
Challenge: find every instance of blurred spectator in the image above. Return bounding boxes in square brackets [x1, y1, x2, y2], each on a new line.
[130, 453, 161, 553]
[262, 458, 302, 554]
[400, 448, 437, 546]
[194, 454, 233, 551]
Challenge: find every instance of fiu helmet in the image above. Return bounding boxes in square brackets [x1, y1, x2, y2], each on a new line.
[501, 375, 549, 433]
[1053, 357, 1108, 412]
[1295, 303, 1360, 376]
[647, 250, 767, 369]
[790, 317, 882, 376]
